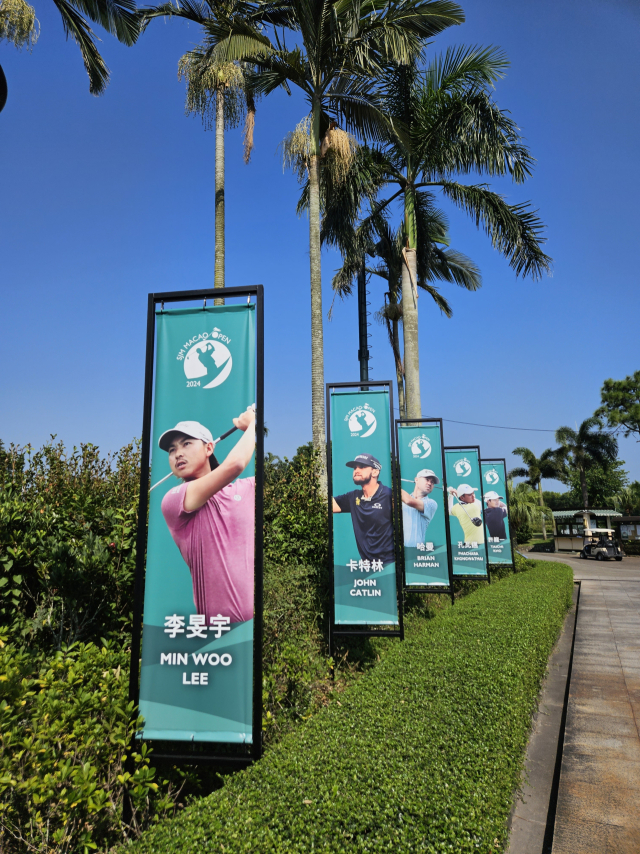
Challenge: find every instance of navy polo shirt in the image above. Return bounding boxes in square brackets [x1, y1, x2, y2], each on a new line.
[485, 506, 507, 540]
[334, 482, 395, 564]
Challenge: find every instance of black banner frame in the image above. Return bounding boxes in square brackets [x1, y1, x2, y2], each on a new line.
[128, 285, 264, 770]
[481, 457, 517, 568]
[444, 445, 491, 582]
[395, 418, 455, 604]
[326, 380, 404, 658]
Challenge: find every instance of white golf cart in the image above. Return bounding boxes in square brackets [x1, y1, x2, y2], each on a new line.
[580, 529, 624, 561]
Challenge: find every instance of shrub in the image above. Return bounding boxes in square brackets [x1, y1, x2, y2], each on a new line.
[125, 562, 573, 854]
[0, 640, 179, 854]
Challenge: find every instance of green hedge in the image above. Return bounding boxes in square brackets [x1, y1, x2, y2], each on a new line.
[127, 562, 573, 854]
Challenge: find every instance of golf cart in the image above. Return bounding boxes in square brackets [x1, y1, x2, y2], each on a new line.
[580, 529, 623, 561]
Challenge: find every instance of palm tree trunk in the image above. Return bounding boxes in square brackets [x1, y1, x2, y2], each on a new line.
[580, 467, 589, 509]
[537, 480, 547, 540]
[402, 184, 421, 418]
[309, 102, 326, 491]
[214, 87, 225, 303]
[392, 318, 406, 418]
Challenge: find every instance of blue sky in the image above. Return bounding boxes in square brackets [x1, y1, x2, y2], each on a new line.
[1, 0, 639, 488]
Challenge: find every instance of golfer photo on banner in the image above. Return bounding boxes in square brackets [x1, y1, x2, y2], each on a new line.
[481, 460, 513, 565]
[139, 305, 257, 745]
[444, 448, 489, 577]
[329, 390, 399, 626]
[397, 422, 451, 587]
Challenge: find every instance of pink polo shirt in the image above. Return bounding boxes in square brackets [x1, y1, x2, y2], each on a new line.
[161, 476, 255, 624]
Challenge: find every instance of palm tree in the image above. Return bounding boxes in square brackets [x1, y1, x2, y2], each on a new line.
[1, 0, 139, 94]
[612, 482, 640, 516]
[555, 417, 618, 510]
[330, 202, 481, 417]
[139, 1, 283, 294]
[506, 480, 551, 545]
[510, 447, 565, 541]
[321, 48, 551, 417]
[196, 0, 465, 482]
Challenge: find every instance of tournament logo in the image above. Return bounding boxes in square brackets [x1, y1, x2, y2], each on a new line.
[485, 469, 500, 485]
[177, 327, 233, 389]
[454, 458, 472, 478]
[345, 404, 377, 438]
[409, 435, 432, 459]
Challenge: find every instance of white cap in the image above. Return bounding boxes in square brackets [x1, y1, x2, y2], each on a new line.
[415, 469, 440, 484]
[484, 490, 503, 502]
[158, 421, 214, 452]
[457, 483, 477, 497]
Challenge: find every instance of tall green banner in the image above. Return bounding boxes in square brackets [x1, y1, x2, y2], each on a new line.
[397, 422, 451, 587]
[329, 390, 399, 625]
[481, 460, 513, 565]
[139, 305, 256, 744]
[444, 448, 489, 577]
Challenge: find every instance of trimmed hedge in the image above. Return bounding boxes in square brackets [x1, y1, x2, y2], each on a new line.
[127, 562, 573, 854]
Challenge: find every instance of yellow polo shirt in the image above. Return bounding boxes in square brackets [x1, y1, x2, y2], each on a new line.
[451, 500, 485, 543]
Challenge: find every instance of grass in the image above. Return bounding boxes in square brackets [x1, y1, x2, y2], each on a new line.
[124, 560, 573, 854]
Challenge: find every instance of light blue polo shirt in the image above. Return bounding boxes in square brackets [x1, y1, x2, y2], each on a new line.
[402, 496, 437, 547]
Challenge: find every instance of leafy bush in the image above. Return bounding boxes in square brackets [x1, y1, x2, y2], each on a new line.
[125, 562, 573, 854]
[0, 439, 140, 649]
[263, 444, 328, 568]
[0, 639, 180, 854]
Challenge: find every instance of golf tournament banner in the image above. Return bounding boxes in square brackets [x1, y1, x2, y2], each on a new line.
[444, 448, 488, 577]
[139, 305, 256, 744]
[481, 461, 513, 565]
[330, 390, 399, 625]
[397, 423, 450, 587]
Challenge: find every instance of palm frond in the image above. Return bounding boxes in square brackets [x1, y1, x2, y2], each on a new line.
[72, 0, 139, 44]
[438, 181, 552, 279]
[51, 0, 109, 93]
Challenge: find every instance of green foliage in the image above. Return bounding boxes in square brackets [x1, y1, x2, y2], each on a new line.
[0, 639, 179, 853]
[612, 481, 640, 516]
[543, 490, 575, 511]
[0, 438, 140, 650]
[506, 480, 550, 541]
[596, 370, 640, 440]
[125, 563, 573, 854]
[263, 444, 328, 568]
[563, 459, 628, 509]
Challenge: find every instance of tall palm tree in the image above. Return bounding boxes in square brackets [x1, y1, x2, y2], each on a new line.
[330, 202, 481, 417]
[196, 0, 465, 483]
[555, 417, 618, 510]
[510, 446, 564, 540]
[139, 1, 285, 294]
[1, 0, 139, 94]
[321, 47, 551, 417]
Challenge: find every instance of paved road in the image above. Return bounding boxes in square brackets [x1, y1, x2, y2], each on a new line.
[527, 551, 640, 852]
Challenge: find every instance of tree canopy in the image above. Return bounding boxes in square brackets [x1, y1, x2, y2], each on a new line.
[596, 370, 640, 441]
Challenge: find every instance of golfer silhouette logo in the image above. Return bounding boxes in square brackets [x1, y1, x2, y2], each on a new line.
[348, 409, 377, 437]
[454, 458, 472, 478]
[485, 469, 500, 485]
[183, 338, 233, 388]
[409, 436, 432, 459]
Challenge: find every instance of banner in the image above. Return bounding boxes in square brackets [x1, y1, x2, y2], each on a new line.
[329, 390, 399, 625]
[397, 422, 450, 587]
[444, 448, 488, 577]
[139, 305, 256, 744]
[481, 460, 513, 565]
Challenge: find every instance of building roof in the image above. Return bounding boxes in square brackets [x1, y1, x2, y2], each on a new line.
[552, 509, 622, 519]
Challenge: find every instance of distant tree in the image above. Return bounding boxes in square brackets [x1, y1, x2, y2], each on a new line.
[506, 480, 550, 544]
[0, 0, 138, 94]
[596, 370, 640, 440]
[509, 447, 564, 540]
[555, 417, 618, 510]
[563, 460, 628, 510]
[543, 490, 575, 512]
[612, 481, 640, 516]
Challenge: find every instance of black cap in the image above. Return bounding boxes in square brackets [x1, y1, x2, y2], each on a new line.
[346, 453, 381, 471]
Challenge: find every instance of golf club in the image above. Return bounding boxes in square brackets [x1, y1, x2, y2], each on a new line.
[150, 404, 256, 491]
